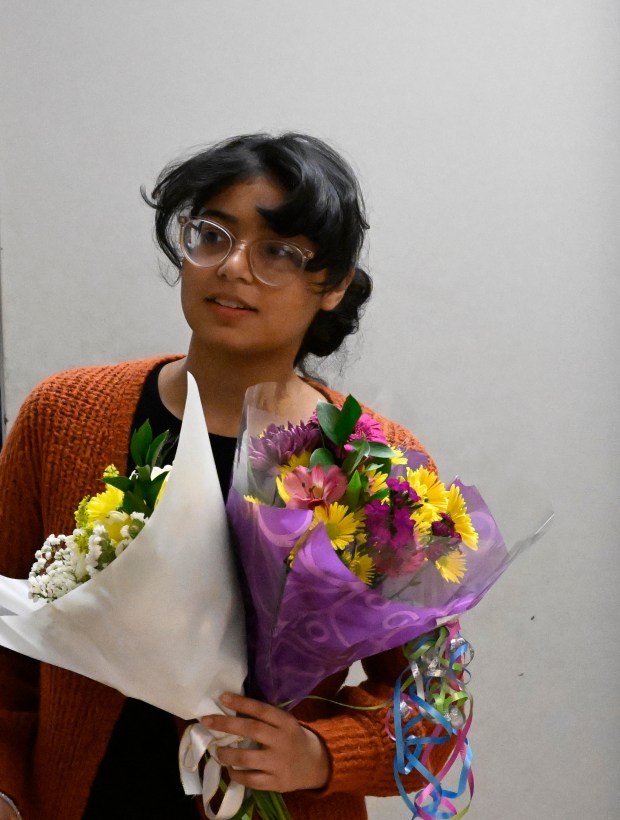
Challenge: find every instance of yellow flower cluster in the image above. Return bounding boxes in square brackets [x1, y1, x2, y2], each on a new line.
[248, 445, 479, 588]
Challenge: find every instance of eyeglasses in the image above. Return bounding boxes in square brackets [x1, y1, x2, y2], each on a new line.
[178, 216, 315, 288]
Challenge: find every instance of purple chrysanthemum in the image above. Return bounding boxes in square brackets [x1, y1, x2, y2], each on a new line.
[248, 420, 322, 476]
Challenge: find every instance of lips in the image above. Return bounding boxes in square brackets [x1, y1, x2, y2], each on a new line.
[206, 296, 257, 312]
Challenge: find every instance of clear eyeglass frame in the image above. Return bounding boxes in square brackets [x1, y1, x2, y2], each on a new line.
[178, 215, 315, 288]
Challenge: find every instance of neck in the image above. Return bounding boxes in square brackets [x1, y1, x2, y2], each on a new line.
[159, 340, 308, 437]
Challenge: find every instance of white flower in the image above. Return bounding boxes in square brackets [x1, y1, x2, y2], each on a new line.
[28, 535, 82, 602]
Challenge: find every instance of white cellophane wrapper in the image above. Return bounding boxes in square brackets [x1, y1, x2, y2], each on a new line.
[0, 374, 248, 819]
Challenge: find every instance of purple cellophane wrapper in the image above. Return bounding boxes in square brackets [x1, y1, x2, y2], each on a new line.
[226, 471, 511, 709]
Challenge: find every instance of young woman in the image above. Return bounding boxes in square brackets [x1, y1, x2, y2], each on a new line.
[0, 133, 452, 819]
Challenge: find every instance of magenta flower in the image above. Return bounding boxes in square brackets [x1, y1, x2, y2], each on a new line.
[364, 500, 422, 577]
[431, 513, 461, 541]
[281, 464, 348, 509]
[342, 413, 389, 455]
[351, 413, 388, 445]
[364, 500, 393, 543]
[365, 500, 415, 549]
[248, 420, 322, 476]
[387, 478, 420, 507]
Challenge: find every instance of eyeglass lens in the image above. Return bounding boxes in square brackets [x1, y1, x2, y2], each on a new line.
[182, 220, 306, 285]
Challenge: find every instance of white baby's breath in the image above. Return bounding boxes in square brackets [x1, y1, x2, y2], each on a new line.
[29, 452, 172, 602]
[28, 535, 82, 601]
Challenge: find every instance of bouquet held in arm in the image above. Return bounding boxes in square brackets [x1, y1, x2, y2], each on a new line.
[224, 383, 549, 819]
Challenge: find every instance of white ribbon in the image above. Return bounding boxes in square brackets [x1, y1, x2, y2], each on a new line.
[179, 722, 248, 820]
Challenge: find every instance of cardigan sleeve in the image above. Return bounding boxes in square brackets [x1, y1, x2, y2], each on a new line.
[0, 387, 46, 809]
[299, 642, 457, 799]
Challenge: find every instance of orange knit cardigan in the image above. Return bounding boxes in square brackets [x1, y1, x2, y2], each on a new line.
[0, 356, 453, 820]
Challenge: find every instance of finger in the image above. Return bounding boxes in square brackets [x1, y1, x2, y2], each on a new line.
[226, 768, 278, 791]
[201, 714, 276, 746]
[216, 746, 272, 772]
[219, 692, 287, 727]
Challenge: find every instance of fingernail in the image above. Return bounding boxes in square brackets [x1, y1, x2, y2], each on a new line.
[220, 693, 232, 706]
[202, 717, 214, 727]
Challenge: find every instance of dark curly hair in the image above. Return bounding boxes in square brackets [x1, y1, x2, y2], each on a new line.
[144, 132, 372, 367]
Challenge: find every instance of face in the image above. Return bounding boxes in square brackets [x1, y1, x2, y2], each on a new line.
[179, 176, 348, 369]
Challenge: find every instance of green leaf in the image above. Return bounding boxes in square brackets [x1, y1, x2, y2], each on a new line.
[315, 401, 341, 443]
[308, 447, 336, 468]
[146, 430, 170, 469]
[333, 395, 363, 444]
[366, 442, 397, 459]
[121, 487, 147, 516]
[316, 396, 363, 447]
[144, 471, 169, 509]
[342, 439, 370, 475]
[136, 465, 151, 484]
[364, 457, 392, 475]
[101, 475, 132, 492]
[130, 420, 153, 467]
[344, 471, 362, 509]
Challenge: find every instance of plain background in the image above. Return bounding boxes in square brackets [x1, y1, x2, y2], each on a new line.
[0, 2, 618, 817]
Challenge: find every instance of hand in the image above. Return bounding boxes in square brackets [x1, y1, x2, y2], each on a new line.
[201, 692, 330, 793]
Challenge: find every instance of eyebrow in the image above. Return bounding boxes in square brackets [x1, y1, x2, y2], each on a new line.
[198, 208, 239, 225]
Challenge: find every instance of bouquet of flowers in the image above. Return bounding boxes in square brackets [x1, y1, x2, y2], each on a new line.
[0, 375, 249, 820]
[223, 382, 552, 818]
[28, 421, 171, 602]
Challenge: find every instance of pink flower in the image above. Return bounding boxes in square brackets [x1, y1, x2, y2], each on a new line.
[342, 413, 389, 454]
[281, 464, 348, 510]
[350, 414, 388, 445]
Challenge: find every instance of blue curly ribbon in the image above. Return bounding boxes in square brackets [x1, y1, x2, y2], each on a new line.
[389, 625, 475, 819]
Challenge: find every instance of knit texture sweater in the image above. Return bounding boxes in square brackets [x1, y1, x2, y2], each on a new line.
[0, 356, 452, 820]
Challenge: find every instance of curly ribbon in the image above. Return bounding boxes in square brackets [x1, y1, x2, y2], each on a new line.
[179, 722, 248, 820]
[388, 623, 475, 819]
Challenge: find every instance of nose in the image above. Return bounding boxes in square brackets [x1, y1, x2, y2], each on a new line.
[216, 240, 254, 283]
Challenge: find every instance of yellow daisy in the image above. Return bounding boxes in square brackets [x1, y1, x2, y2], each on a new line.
[313, 503, 363, 550]
[343, 552, 376, 586]
[85, 485, 124, 528]
[364, 467, 389, 496]
[445, 485, 478, 550]
[278, 451, 311, 479]
[435, 550, 467, 583]
[390, 449, 409, 466]
[406, 466, 449, 512]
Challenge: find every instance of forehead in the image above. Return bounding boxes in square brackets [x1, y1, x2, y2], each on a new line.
[199, 176, 286, 219]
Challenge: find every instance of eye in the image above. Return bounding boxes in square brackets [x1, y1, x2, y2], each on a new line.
[197, 223, 227, 246]
[263, 241, 302, 264]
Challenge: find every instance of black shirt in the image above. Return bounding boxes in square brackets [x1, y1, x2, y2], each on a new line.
[84, 363, 237, 819]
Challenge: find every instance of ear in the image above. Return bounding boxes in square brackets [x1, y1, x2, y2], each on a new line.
[319, 270, 355, 312]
